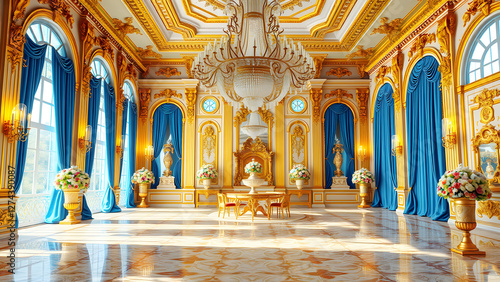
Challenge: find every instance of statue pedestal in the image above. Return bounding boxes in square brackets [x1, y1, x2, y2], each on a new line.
[157, 176, 176, 189]
[330, 176, 350, 189]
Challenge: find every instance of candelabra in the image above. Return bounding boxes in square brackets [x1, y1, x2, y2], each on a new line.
[79, 125, 92, 153]
[3, 104, 31, 143]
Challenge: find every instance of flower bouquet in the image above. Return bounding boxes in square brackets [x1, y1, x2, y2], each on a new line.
[245, 159, 262, 174]
[54, 166, 90, 191]
[131, 167, 155, 184]
[352, 168, 374, 184]
[437, 164, 492, 201]
[289, 164, 311, 180]
[196, 164, 218, 179]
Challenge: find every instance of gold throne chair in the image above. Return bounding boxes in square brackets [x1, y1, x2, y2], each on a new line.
[233, 137, 274, 186]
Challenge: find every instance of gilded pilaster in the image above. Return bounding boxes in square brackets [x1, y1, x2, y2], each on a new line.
[183, 83, 198, 189]
[308, 79, 326, 190]
[222, 101, 233, 188]
[391, 49, 408, 211]
[275, 102, 285, 188]
[138, 88, 151, 170]
[356, 88, 370, 170]
[437, 12, 461, 170]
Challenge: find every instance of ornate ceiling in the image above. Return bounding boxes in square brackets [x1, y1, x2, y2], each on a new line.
[80, 0, 425, 64]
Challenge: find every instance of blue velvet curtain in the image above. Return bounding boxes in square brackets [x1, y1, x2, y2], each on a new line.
[118, 100, 128, 187]
[82, 77, 102, 220]
[126, 101, 138, 207]
[13, 37, 47, 227]
[404, 56, 449, 221]
[45, 47, 76, 223]
[324, 104, 355, 189]
[151, 104, 183, 189]
[100, 82, 121, 213]
[371, 83, 398, 210]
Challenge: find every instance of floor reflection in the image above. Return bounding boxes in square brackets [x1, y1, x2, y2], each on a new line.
[0, 207, 500, 281]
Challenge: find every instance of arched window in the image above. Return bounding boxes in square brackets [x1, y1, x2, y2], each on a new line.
[90, 59, 111, 191]
[21, 22, 67, 195]
[119, 82, 134, 204]
[466, 15, 500, 83]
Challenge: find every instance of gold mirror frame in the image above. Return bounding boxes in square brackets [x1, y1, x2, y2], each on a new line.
[472, 124, 500, 184]
[234, 105, 274, 151]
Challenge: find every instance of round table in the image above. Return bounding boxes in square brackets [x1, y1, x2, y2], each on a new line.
[225, 192, 284, 221]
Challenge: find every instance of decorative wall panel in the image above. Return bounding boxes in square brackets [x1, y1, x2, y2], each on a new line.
[288, 121, 309, 185]
[199, 121, 220, 185]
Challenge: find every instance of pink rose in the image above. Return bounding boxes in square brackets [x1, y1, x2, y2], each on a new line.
[470, 193, 477, 199]
[476, 187, 483, 194]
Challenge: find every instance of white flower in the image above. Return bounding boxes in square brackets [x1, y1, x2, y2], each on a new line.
[465, 183, 474, 192]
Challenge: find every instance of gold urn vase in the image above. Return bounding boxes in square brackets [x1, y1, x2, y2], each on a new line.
[452, 198, 485, 255]
[358, 183, 370, 208]
[60, 188, 82, 225]
[137, 183, 150, 208]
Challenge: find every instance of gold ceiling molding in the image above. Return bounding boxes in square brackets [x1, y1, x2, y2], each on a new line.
[38, 0, 74, 28]
[326, 67, 352, 78]
[407, 33, 436, 61]
[371, 17, 403, 42]
[323, 58, 369, 66]
[307, 0, 356, 37]
[112, 17, 142, 36]
[155, 67, 181, 78]
[463, 0, 493, 27]
[137, 45, 162, 59]
[477, 200, 500, 219]
[139, 88, 151, 123]
[186, 0, 327, 24]
[346, 46, 375, 60]
[472, 89, 500, 124]
[325, 89, 353, 100]
[154, 89, 182, 99]
[72, 0, 146, 71]
[152, 0, 198, 39]
[366, 0, 455, 73]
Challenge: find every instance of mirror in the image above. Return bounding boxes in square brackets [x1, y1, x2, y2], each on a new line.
[479, 143, 498, 179]
[239, 112, 268, 146]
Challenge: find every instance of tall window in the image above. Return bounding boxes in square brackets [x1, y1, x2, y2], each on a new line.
[119, 82, 133, 191]
[90, 59, 110, 191]
[466, 16, 500, 83]
[21, 22, 66, 195]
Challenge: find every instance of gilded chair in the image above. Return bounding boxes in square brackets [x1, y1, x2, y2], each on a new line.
[269, 193, 291, 219]
[217, 193, 245, 219]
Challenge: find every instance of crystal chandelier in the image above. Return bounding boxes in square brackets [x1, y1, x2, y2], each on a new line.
[192, 0, 316, 112]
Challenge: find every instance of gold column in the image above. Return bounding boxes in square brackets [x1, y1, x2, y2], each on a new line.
[138, 88, 151, 170]
[0, 1, 24, 239]
[222, 101, 233, 188]
[391, 49, 409, 210]
[308, 79, 326, 190]
[183, 86, 197, 189]
[356, 88, 370, 170]
[275, 102, 285, 188]
[437, 12, 461, 170]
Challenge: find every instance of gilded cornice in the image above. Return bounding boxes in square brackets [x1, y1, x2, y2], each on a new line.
[73, 0, 146, 71]
[312, 54, 327, 79]
[325, 89, 353, 100]
[152, 0, 198, 39]
[366, 0, 458, 74]
[154, 89, 182, 99]
[310, 0, 357, 37]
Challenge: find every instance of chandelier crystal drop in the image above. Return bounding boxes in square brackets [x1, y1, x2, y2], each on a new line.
[192, 0, 316, 112]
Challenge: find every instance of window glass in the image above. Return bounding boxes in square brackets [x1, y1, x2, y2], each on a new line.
[467, 19, 500, 83]
[290, 98, 306, 113]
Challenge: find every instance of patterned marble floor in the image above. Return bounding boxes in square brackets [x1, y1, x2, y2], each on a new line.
[1, 207, 500, 281]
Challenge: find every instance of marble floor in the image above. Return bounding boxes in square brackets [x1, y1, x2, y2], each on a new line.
[1, 207, 500, 281]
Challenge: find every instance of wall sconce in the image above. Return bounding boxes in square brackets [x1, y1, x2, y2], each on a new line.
[79, 125, 92, 153]
[442, 118, 457, 148]
[358, 145, 367, 162]
[116, 135, 125, 159]
[391, 135, 403, 157]
[3, 104, 31, 143]
[145, 145, 154, 161]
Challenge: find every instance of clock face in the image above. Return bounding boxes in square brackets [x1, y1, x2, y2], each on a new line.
[202, 98, 217, 113]
[291, 98, 306, 113]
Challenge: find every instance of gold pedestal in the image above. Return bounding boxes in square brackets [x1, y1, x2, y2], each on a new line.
[138, 183, 149, 208]
[60, 189, 81, 225]
[358, 183, 370, 208]
[451, 198, 485, 256]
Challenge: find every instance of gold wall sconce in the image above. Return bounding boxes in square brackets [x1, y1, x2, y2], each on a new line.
[391, 135, 403, 157]
[145, 145, 154, 162]
[3, 104, 31, 143]
[358, 145, 367, 162]
[442, 118, 457, 148]
[116, 135, 125, 159]
[79, 125, 92, 153]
